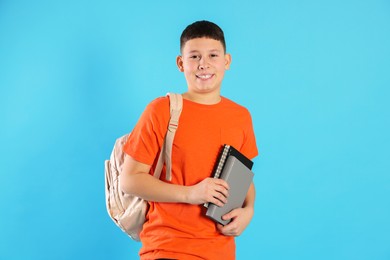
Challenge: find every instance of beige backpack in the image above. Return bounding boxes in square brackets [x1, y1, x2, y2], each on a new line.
[104, 93, 183, 241]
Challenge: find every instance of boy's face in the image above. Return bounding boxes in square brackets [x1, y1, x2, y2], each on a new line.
[177, 37, 231, 98]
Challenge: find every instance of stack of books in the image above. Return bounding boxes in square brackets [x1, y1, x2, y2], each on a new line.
[204, 145, 254, 225]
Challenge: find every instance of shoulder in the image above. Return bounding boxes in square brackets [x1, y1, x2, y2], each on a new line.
[147, 96, 170, 111]
[221, 96, 251, 115]
[134, 96, 171, 129]
[142, 96, 170, 118]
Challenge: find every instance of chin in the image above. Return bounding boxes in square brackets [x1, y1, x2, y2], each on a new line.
[194, 87, 217, 93]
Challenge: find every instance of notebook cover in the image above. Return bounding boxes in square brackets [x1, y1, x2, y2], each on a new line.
[204, 145, 253, 208]
[226, 145, 253, 170]
[205, 155, 254, 225]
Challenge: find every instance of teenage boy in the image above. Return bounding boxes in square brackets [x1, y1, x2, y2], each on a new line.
[120, 20, 258, 260]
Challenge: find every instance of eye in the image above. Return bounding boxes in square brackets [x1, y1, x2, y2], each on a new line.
[190, 55, 200, 60]
[210, 53, 219, 58]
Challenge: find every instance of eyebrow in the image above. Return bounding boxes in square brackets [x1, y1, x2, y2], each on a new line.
[187, 49, 222, 54]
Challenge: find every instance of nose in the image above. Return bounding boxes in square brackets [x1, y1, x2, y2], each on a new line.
[198, 57, 209, 70]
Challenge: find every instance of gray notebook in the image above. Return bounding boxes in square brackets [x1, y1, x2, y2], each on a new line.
[205, 155, 254, 225]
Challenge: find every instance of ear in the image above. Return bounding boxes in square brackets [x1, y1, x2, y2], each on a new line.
[176, 55, 184, 72]
[224, 53, 232, 70]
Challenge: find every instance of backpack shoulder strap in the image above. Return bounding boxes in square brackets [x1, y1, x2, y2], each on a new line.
[153, 93, 183, 181]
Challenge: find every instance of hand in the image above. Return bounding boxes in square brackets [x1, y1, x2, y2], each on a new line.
[186, 177, 229, 206]
[217, 206, 254, 237]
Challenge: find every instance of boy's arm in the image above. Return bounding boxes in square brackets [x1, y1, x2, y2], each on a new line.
[120, 155, 230, 206]
[217, 182, 255, 236]
[243, 182, 256, 210]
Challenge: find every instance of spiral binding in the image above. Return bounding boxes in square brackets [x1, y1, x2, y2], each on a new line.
[204, 145, 231, 208]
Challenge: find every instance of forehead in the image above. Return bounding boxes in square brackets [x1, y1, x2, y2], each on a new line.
[182, 37, 224, 53]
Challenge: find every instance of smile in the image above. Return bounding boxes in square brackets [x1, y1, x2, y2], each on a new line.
[196, 74, 213, 80]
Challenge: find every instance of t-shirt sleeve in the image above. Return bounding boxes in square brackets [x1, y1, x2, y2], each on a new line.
[240, 110, 259, 160]
[123, 97, 170, 165]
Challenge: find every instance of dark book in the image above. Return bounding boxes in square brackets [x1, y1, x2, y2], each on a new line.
[205, 145, 254, 225]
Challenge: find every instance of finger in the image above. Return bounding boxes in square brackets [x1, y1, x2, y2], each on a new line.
[222, 212, 231, 221]
[217, 223, 237, 237]
[214, 178, 230, 190]
[211, 194, 226, 207]
[222, 208, 238, 220]
[216, 223, 224, 231]
[214, 184, 231, 204]
[214, 185, 229, 199]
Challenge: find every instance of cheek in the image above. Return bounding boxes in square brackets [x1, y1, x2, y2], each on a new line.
[214, 60, 227, 69]
[217, 63, 227, 72]
[183, 63, 197, 72]
[183, 70, 195, 81]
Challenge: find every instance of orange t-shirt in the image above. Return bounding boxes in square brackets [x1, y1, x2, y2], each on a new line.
[124, 96, 258, 260]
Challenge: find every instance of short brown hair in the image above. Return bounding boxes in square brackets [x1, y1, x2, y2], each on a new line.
[180, 20, 226, 53]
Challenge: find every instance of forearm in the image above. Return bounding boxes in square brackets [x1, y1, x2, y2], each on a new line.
[243, 182, 255, 210]
[120, 155, 230, 206]
[120, 171, 189, 203]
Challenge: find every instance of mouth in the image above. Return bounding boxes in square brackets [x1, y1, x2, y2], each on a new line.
[196, 74, 214, 80]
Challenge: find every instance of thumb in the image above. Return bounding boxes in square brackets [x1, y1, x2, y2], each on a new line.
[222, 211, 233, 221]
[223, 208, 241, 220]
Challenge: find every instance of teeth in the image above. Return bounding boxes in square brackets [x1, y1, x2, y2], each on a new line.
[197, 74, 212, 79]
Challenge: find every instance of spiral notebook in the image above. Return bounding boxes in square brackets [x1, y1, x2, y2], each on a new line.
[204, 145, 254, 225]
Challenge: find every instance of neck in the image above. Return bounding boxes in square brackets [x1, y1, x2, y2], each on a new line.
[182, 91, 221, 105]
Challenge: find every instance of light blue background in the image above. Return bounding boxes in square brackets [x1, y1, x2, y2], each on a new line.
[1, 0, 389, 259]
